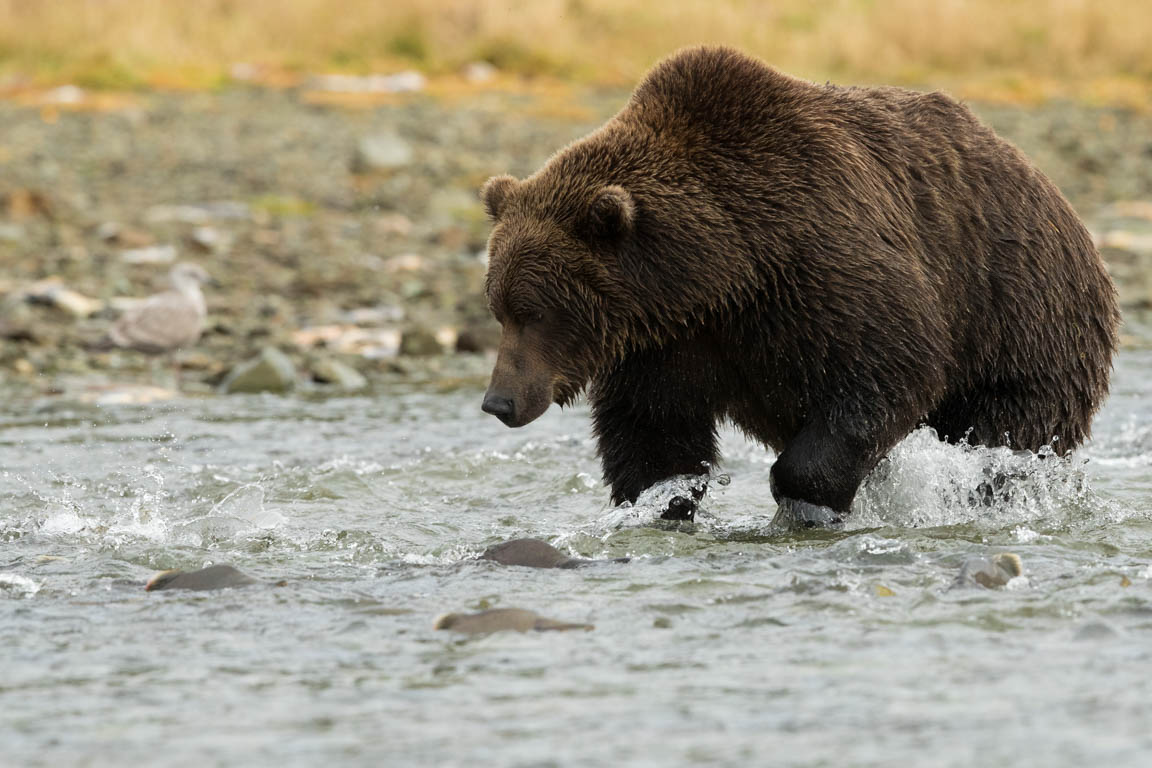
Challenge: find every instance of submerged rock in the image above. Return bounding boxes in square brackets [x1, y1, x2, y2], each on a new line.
[145, 564, 260, 591]
[952, 553, 1024, 589]
[221, 346, 298, 393]
[478, 538, 629, 569]
[434, 607, 593, 634]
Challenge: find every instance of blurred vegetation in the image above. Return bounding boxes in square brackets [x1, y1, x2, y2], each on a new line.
[0, 0, 1149, 103]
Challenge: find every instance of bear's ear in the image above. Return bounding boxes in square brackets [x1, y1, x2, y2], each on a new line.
[480, 175, 518, 221]
[585, 185, 635, 239]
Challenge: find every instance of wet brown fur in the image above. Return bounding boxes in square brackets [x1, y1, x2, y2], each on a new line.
[481, 46, 1119, 518]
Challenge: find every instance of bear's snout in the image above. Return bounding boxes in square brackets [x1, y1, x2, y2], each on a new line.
[481, 393, 516, 424]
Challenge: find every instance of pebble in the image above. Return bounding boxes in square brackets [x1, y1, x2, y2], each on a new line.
[373, 213, 413, 238]
[351, 132, 414, 173]
[144, 201, 250, 224]
[291, 325, 401, 358]
[461, 61, 497, 84]
[189, 226, 229, 254]
[120, 244, 177, 264]
[311, 71, 426, 94]
[0, 223, 25, 242]
[97, 222, 155, 247]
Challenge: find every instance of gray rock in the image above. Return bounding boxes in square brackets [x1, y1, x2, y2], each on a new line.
[144, 201, 250, 224]
[310, 358, 368, 390]
[351, 132, 413, 173]
[0, 223, 25, 242]
[222, 346, 298, 394]
[189, 226, 230, 254]
[120, 244, 177, 264]
[399, 326, 444, 357]
[434, 608, 593, 634]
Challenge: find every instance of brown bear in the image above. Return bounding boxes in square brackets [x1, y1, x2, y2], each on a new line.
[478, 46, 1119, 527]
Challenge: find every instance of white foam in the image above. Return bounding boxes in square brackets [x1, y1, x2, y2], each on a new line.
[0, 573, 41, 598]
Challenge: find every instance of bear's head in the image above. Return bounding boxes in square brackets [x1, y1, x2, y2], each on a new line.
[479, 173, 637, 427]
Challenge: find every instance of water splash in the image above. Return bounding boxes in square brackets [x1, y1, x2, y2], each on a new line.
[852, 428, 1104, 531]
[0, 573, 40, 598]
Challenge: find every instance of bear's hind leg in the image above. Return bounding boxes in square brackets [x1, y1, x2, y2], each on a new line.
[769, 417, 889, 529]
[926, 380, 1083, 454]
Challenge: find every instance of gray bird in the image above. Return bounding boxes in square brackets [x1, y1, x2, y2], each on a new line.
[106, 262, 214, 354]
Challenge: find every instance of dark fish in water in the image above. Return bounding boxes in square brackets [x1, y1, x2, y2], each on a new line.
[434, 608, 594, 634]
[952, 553, 1024, 589]
[478, 538, 629, 569]
[145, 564, 260, 591]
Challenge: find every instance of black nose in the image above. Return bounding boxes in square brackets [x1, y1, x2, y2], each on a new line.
[482, 394, 515, 420]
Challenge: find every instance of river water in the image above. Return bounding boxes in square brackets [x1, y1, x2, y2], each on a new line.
[2, 347, 1151, 767]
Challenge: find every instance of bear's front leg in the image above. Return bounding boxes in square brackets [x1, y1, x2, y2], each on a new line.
[769, 417, 886, 529]
[591, 358, 720, 522]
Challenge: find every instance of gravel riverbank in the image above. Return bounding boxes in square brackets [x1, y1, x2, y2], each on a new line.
[2, 85, 1151, 397]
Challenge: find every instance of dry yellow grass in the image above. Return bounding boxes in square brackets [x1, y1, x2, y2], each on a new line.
[0, 0, 1148, 103]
